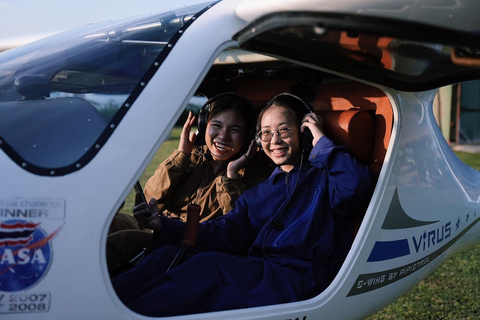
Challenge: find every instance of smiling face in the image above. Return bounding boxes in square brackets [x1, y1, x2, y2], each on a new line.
[205, 109, 246, 161]
[259, 105, 301, 172]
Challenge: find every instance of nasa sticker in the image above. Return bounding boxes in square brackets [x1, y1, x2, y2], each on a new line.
[0, 198, 64, 313]
[0, 219, 55, 292]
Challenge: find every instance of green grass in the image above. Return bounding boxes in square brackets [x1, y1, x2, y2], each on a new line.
[121, 132, 480, 319]
[456, 152, 480, 170]
[367, 247, 480, 319]
[122, 127, 183, 213]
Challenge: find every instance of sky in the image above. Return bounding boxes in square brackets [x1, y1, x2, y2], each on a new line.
[0, 0, 207, 40]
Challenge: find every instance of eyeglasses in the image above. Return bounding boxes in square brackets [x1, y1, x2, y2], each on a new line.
[257, 127, 292, 142]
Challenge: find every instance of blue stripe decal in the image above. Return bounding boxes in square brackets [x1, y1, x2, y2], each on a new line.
[367, 239, 410, 262]
[348, 217, 480, 297]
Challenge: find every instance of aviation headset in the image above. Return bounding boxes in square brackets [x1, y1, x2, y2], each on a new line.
[194, 92, 258, 150]
[256, 92, 314, 149]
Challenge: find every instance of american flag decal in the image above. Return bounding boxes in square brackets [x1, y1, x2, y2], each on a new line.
[0, 221, 40, 247]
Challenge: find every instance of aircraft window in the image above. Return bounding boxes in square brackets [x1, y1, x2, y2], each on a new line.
[236, 12, 480, 91]
[0, 2, 215, 176]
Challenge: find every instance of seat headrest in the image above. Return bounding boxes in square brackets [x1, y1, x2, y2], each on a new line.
[314, 81, 392, 175]
[236, 79, 294, 107]
[314, 82, 388, 111]
[317, 110, 374, 164]
[14, 74, 50, 100]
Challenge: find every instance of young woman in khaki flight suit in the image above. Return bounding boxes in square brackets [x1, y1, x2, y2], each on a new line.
[107, 92, 273, 275]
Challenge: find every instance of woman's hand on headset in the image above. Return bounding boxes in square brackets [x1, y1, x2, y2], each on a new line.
[227, 140, 257, 179]
[178, 111, 197, 156]
[301, 112, 324, 147]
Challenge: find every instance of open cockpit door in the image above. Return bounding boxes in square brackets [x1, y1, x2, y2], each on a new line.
[234, 8, 480, 91]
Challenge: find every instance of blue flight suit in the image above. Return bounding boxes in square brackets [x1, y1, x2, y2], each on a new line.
[113, 136, 374, 317]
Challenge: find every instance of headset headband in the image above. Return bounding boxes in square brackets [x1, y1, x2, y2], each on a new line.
[270, 92, 313, 115]
[257, 92, 314, 148]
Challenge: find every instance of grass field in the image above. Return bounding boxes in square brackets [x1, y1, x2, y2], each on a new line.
[122, 129, 480, 319]
[122, 127, 183, 213]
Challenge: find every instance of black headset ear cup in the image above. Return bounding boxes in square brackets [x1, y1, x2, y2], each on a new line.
[195, 105, 209, 146]
[255, 136, 262, 148]
[301, 127, 313, 147]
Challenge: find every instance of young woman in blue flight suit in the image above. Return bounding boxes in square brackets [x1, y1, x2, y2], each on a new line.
[112, 93, 375, 317]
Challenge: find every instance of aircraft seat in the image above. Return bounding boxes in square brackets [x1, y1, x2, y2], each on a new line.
[314, 81, 393, 241]
[316, 109, 374, 165]
[235, 78, 295, 108]
[14, 74, 50, 100]
[314, 81, 393, 176]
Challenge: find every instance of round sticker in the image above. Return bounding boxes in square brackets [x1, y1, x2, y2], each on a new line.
[0, 220, 52, 292]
